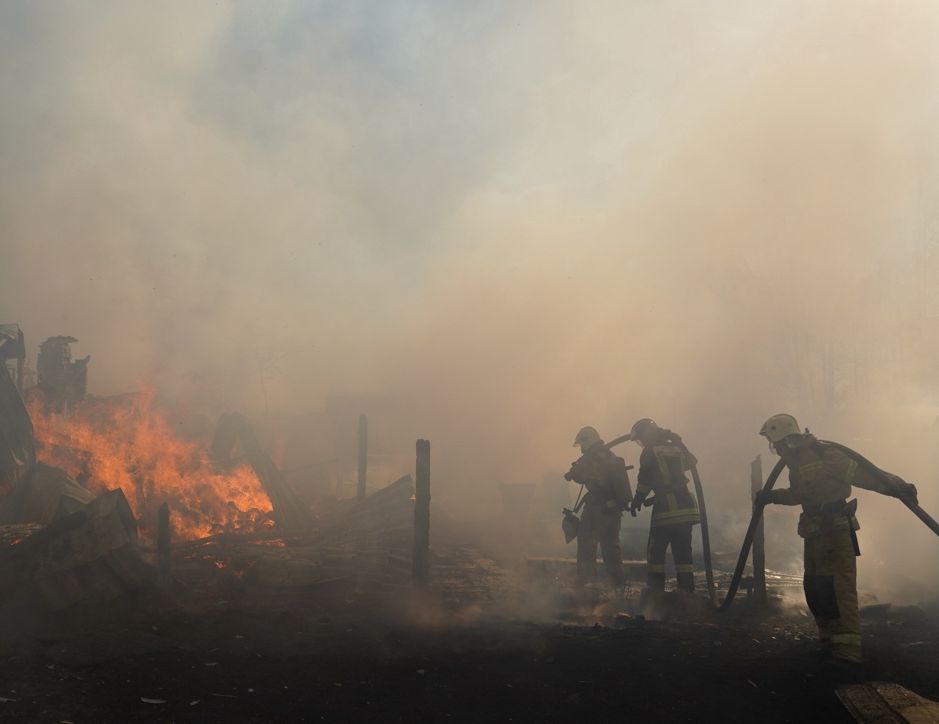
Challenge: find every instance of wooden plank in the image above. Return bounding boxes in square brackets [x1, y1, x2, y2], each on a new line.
[412, 439, 430, 587]
[357, 414, 368, 501]
[837, 682, 939, 723]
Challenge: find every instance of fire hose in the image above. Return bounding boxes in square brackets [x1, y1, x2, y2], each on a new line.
[815, 440, 939, 538]
[719, 457, 786, 612]
[689, 464, 717, 606]
[721, 441, 939, 612]
[654, 430, 717, 606]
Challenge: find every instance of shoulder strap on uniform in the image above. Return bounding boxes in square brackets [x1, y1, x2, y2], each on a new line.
[661, 429, 698, 466]
[572, 485, 587, 513]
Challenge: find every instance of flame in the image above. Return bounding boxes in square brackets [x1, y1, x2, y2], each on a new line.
[28, 388, 273, 540]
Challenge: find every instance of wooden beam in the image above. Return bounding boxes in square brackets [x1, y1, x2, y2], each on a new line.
[412, 439, 430, 587]
[357, 414, 368, 502]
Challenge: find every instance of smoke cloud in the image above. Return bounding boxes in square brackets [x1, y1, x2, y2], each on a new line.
[2, 2, 938, 596]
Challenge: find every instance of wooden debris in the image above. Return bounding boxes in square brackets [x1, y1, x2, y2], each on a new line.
[211, 412, 313, 533]
[413, 440, 430, 587]
[837, 682, 939, 723]
[0, 462, 94, 526]
[357, 414, 368, 501]
[0, 489, 154, 609]
[0, 360, 35, 489]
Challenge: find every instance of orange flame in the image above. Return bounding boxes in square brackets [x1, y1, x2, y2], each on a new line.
[28, 389, 272, 540]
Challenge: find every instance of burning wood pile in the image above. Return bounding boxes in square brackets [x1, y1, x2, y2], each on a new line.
[174, 474, 418, 597]
[0, 333, 435, 612]
[27, 390, 274, 540]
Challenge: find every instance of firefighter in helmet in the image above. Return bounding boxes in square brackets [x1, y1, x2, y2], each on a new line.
[756, 414, 918, 664]
[567, 426, 631, 594]
[628, 418, 700, 594]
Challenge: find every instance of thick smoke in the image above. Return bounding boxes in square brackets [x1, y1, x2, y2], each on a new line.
[1, 2, 937, 596]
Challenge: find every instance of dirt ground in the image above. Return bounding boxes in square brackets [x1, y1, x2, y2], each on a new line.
[0, 583, 936, 723]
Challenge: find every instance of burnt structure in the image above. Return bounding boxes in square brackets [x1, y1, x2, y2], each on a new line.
[37, 336, 89, 412]
[0, 358, 35, 490]
[0, 324, 27, 394]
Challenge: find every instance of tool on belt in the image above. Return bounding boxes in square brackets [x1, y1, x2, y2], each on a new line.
[560, 480, 645, 543]
[562, 485, 588, 543]
[802, 498, 861, 555]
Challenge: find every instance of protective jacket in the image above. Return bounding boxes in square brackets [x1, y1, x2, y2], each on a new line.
[769, 434, 910, 663]
[568, 442, 630, 589]
[634, 430, 700, 528]
[568, 444, 631, 509]
[769, 435, 899, 538]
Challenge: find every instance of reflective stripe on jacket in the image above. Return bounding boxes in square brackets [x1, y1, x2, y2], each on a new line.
[636, 436, 700, 528]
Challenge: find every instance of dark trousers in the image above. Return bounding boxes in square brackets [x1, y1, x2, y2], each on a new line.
[576, 503, 624, 588]
[646, 522, 694, 592]
[804, 528, 861, 662]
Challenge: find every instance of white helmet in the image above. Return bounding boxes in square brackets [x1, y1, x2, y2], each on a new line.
[759, 414, 801, 444]
[573, 426, 603, 449]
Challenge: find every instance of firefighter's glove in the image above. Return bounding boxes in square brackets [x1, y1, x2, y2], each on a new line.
[893, 479, 918, 504]
[753, 489, 774, 508]
[629, 497, 642, 517]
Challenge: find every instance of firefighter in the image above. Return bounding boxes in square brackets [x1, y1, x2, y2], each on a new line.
[756, 414, 918, 664]
[567, 426, 631, 594]
[628, 418, 700, 594]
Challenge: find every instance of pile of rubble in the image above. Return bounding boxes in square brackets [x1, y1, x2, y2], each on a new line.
[0, 340, 154, 609]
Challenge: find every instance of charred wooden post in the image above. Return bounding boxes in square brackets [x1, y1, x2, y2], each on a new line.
[0, 324, 27, 395]
[750, 455, 767, 603]
[15, 356, 24, 396]
[157, 502, 171, 583]
[412, 439, 430, 587]
[357, 414, 368, 502]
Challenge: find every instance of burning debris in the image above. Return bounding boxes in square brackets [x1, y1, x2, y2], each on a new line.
[28, 389, 272, 540]
[210, 412, 312, 534]
[0, 329, 444, 618]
